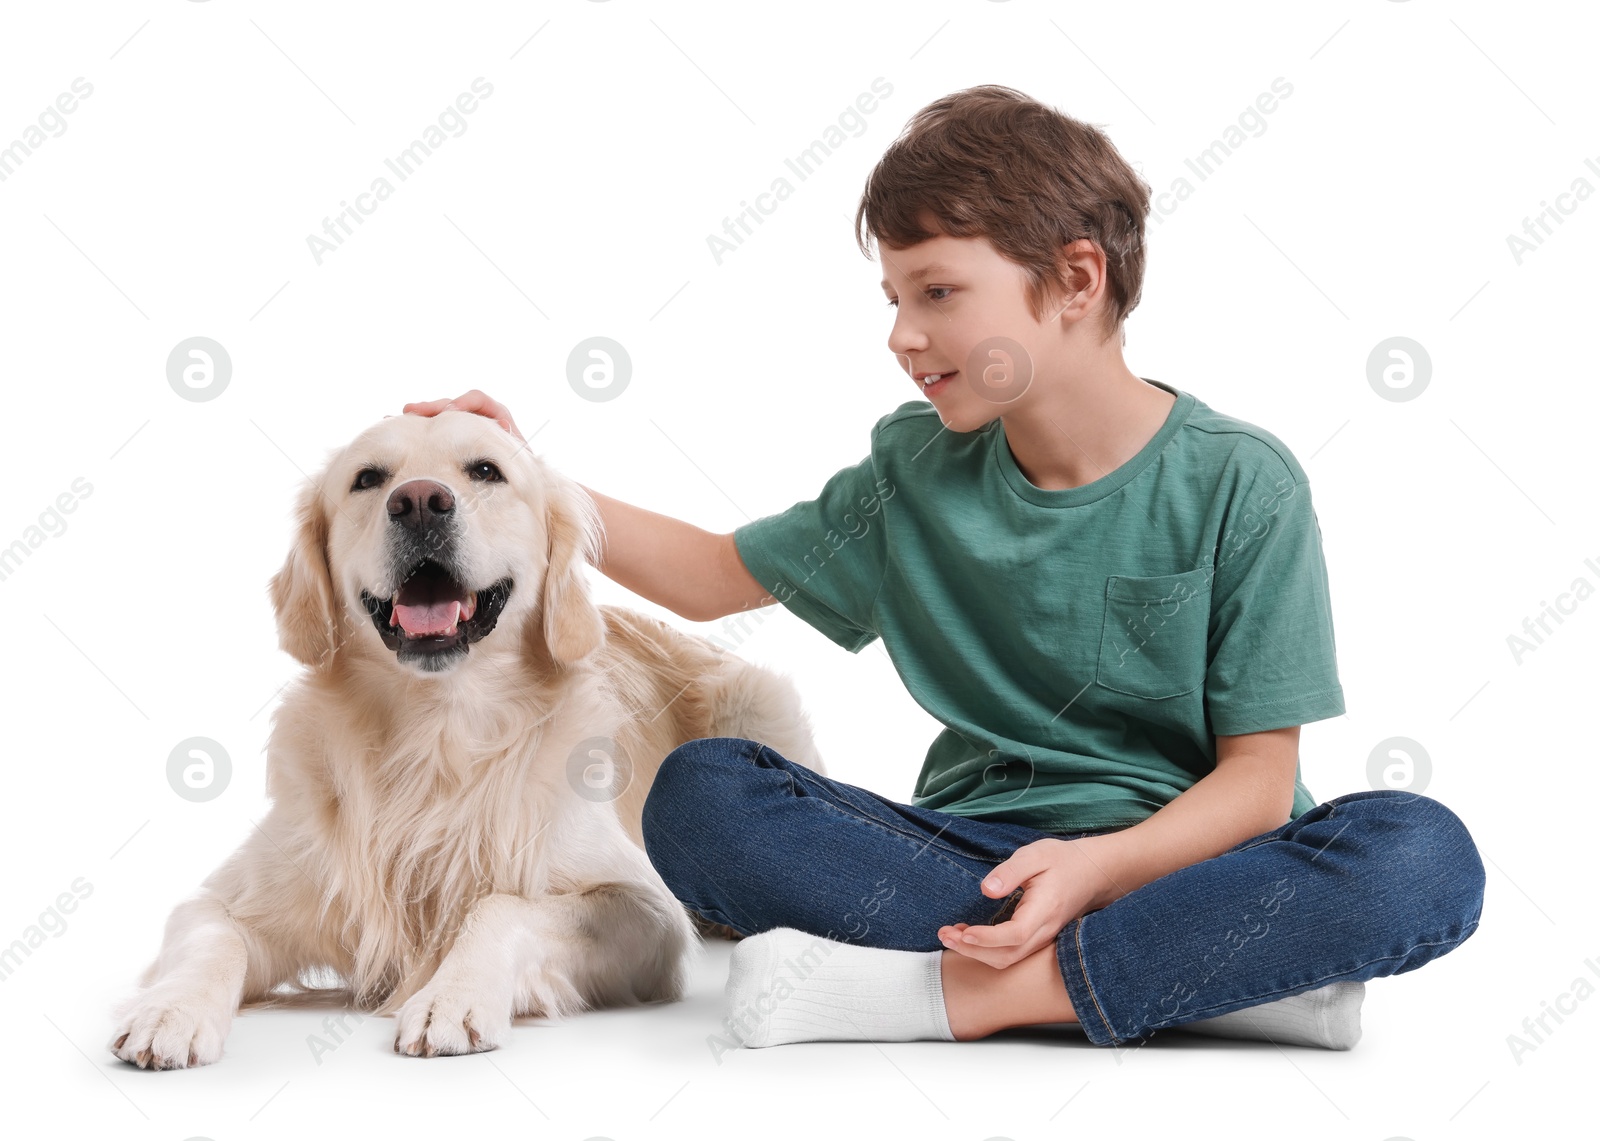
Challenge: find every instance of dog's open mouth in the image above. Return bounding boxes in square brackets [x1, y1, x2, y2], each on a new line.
[360, 560, 513, 665]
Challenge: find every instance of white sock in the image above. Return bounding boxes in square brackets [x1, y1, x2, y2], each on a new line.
[722, 928, 956, 1048]
[1175, 981, 1365, 1049]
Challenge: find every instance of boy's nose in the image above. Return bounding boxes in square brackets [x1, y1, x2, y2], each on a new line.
[886, 317, 928, 359]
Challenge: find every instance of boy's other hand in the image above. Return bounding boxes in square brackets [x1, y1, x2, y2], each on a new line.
[936, 837, 1115, 970]
[402, 389, 526, 444]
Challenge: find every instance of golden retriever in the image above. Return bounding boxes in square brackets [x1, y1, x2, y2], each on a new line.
[109, 409, 822, 1068]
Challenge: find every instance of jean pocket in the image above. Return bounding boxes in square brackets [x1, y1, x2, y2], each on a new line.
[1095, 567, 1212, 700]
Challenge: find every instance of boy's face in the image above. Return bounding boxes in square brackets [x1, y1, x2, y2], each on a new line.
[879, 226, 1077, 433]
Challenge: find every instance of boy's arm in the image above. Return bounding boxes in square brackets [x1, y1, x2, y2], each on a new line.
[579, 485, 775, 624]
[1079, 725, 1301, 909]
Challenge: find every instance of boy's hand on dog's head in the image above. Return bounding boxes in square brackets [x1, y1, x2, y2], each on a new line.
[403, 389, 526, 444]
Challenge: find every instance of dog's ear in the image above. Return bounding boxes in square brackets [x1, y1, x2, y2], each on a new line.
[537, 473, 606, 665]
[268, 476, 345, 669]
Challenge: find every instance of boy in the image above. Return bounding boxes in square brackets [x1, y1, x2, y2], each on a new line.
[404, 86, 1483, 1051]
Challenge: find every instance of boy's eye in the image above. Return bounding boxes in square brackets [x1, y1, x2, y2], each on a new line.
[885, 287, 953, 309]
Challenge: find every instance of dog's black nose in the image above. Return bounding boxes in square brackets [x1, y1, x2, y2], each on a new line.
[387, 479, 455, 531]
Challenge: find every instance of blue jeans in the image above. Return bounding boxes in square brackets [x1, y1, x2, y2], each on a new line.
[639, 737, 1485, 1046]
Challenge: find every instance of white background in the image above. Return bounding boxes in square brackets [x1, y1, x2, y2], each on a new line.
[1, 0, 1595, 1137]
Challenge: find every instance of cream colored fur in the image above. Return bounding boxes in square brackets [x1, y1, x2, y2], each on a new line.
[108, 410, 822, 1068]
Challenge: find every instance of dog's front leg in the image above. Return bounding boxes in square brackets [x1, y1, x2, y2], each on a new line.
[108, 894, 248, 1069]
[392, 881, 692, 1057]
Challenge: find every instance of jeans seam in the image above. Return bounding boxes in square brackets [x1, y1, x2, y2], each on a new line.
[687, 806, 989, 935]
[800, 777, 991, 885]
[770, 746, 995, 872]
[1073, 915, 1119, 1043]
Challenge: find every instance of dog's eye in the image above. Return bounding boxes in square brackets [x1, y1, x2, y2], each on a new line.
[351, 468, 386, 492]
[467, 461, 505, 483]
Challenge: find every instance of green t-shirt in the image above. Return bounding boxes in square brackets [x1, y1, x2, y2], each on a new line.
[732, 378, 1345, 833]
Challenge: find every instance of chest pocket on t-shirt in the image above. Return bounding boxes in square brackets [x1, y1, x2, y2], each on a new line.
[1095, 568, 1214, 700]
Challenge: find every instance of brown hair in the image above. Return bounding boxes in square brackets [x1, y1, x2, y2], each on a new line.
[855, 85, 1151, 344]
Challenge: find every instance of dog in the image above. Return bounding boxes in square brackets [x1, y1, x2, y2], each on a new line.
[108, 409, 823, 1068]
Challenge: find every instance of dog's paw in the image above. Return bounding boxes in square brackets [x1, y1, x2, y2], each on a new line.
[109, 986, 233, 1070]
[392, 978, 512, 1058]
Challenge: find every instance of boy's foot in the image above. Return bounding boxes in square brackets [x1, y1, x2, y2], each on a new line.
[721, 927, 1363, 1051]
[1175, 981, 1365, 1050]
[722, 928, 955, 1047]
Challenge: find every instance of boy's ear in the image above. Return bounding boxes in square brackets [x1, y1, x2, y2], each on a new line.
[268, 476, 347, 669]
[1043, 238, 1095, 320]
[534, 472, 606, 666]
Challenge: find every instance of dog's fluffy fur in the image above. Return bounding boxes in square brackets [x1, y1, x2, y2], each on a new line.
[109, 410, 821, 1068]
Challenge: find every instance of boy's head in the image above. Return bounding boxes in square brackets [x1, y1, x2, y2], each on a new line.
[856, 86, 1151, 426]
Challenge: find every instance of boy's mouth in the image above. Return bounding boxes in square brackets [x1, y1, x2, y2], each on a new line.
[919, 370, 956, 397]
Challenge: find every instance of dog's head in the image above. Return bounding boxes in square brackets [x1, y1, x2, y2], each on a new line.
[268, 410, 606, 676]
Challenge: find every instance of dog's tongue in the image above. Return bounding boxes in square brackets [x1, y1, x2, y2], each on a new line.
[393, 600, 461, 636]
